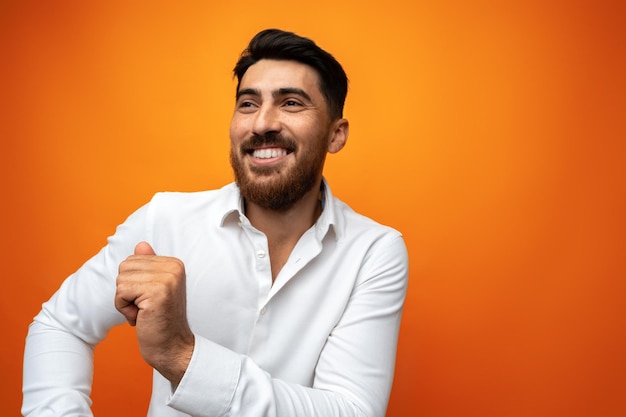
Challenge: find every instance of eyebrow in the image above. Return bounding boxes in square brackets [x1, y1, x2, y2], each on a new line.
[275, 88, 312, 102]
[236, 87, 312, 102]
[236, 88, 260, 101]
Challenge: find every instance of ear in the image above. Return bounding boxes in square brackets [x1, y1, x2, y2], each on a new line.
[327, 118, 349, 154]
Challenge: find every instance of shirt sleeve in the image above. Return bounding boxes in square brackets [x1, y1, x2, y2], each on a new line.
[167, 232, 409, 417]
[22, 203, 152, 417]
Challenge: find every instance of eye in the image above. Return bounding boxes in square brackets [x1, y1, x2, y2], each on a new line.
[237, 100, 257, 113]
[282, 99, 304, 111]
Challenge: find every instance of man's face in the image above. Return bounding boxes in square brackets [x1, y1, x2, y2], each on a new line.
[229, 59, 336, 211]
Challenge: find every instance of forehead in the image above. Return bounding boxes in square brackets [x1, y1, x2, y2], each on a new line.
[239, 59, 322, 95]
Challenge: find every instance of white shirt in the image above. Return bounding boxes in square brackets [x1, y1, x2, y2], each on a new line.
[22, 181, 409, 417]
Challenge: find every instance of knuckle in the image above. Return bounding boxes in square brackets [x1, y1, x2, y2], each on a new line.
[165, 259, 186, 277]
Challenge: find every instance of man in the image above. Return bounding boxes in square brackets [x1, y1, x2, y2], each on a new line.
[23, 29, 409, 417]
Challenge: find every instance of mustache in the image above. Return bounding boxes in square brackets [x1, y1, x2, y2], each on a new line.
[241, 133, 297, 153]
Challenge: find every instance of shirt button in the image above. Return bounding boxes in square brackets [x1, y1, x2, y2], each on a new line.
[260, 307, 267, 315]
[257, 250, 266, 258]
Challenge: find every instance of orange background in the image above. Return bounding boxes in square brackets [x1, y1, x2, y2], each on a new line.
[2, 1, 625, 416]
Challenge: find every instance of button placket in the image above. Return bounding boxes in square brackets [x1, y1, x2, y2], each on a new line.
[239, 218, 273, 322]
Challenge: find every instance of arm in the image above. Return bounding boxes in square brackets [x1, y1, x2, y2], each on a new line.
[22, 204, 150, 417]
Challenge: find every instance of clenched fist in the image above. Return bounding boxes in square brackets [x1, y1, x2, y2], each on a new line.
[115, 242, 194, 386]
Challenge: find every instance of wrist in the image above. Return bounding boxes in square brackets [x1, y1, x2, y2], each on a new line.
[149, 332, 195, 387]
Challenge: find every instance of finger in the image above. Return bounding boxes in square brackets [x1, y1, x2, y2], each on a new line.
[135, 241, 156, 256]
[114, 292, 139, 326]
[117, 304, 139, 326]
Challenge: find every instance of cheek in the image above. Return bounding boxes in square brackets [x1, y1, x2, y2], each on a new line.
[229, 119, 245, 142]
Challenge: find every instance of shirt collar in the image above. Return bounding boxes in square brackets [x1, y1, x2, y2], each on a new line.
[218, 183, 245, 226]
[315, 178, 341, 241]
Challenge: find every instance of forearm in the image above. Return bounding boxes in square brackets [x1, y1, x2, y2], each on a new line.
[167, 336, 368, 417]
[22, 319, 96, 417]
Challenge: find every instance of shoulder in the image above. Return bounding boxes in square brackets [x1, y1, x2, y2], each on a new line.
[136, 183, 241, 235]
[329, 195, 403, 243]
[147, 183, 239, 216]
[326, 195, 409, 290]
[326, 194, 408, 268]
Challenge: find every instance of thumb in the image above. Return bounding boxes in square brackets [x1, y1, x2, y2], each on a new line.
[134, 241, 156, 256]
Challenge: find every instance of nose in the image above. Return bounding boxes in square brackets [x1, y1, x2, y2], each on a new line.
[252, 104, 281, 136]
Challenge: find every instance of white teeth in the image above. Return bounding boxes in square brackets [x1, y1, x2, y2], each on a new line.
[252, 148, 288, 159]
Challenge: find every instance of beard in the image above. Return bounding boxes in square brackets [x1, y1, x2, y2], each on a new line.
[230, 132, 327, 212]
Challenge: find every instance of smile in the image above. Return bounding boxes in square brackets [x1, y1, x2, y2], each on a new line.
[251, 147, 289, 159]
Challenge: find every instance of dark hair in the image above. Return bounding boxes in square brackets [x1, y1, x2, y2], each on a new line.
[233, 29, 348, 119]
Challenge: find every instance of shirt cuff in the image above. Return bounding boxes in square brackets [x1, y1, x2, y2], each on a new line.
[167, 335, 242, 417]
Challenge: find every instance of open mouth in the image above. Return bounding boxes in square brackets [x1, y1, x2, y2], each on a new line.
[250, 147, 290, 159]
[242, 134, 296, 163]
